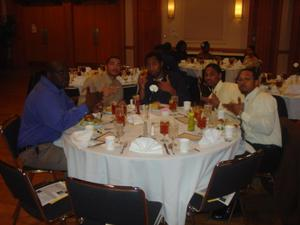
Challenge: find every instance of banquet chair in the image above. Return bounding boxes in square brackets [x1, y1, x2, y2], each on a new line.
[0, 160, 71, 225]
[187, 150, 263, 224]
[0, 114, 65, 178]
[272, 95, 288, 118]
[66, 177, 163, 225]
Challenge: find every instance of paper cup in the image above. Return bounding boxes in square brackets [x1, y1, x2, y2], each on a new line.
[179, 138, 190, 153]
[183, 101, 191, 112]
[105, 135, 115, 151]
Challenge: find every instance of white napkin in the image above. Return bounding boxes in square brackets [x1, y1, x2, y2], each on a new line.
[198, 128, 224, 146]
[129, 137, 163, 154]
[127, 114, 144, 125]
[70, 126, 94, 149]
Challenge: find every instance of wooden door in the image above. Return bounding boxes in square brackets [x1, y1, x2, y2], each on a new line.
[135, 0, 161, 66]
[247, 0, 283, 73]
[43, 5, 66, 62]
[72, 4, 98, 64]
[95, 2, 124, 63]
[22, 5, 47, 62]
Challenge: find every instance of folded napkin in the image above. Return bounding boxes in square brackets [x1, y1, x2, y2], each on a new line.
[70, 126, 94, 149]
[129, 137, 163, 154]
[127, 114, 144, 125]
[198, 128, 224, 146]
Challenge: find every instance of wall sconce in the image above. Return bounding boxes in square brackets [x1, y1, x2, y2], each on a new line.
[168, 0, 175, 19]
[234, 0, 243, 19]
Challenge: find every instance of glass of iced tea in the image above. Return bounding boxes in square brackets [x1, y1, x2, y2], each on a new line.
[115, 106, 125, 126]
[160, 121, 169, 142]
[169, 96, 178, 111]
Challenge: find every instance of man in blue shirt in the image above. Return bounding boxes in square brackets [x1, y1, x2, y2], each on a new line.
[18, 62, 102, 171]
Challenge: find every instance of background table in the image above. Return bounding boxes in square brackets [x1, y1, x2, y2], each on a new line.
[62, 112, 244, 225]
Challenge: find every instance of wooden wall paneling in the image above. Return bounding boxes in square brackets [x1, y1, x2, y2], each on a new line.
[288, 0, 300, 72]
[63, 2, 75, 66]
[72, 4, 98, 64]
[96, 2, 123, 63]
[96, 0, 125, 63]
[135, 0, 161, 66]
[248, 0, 283, 73]
[43, 5, 66, 62]
[22, 5, 47, 62]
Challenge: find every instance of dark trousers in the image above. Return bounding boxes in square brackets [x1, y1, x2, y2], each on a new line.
[249, 142, 282, 174]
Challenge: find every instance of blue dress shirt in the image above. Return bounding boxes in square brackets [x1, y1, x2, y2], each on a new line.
[18, 76, 89, 148]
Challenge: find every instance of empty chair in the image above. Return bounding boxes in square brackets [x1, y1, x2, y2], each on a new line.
[0, 160, 71, 225]
[187, 150, 263, 223]
[66, 177, 163, 225]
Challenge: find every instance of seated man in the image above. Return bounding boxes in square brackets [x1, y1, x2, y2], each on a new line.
[138, 51, 190, 105]
[224, 67, 282, 174]
[197, 41, 214, 60]
[18, 62, 102, 171]
[201, 63, 244, 117]
[79, 56, 123, 106]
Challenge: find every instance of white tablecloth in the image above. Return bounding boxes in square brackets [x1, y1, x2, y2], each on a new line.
[280, 95, 300, 120]
[179, 62, 245, 83]
[63, 113, 244, 225]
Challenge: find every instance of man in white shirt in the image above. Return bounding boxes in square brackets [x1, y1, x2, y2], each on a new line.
[201, 63, 244, 118]
[224, 68, 282, 174]
[79, 56, 123, 106]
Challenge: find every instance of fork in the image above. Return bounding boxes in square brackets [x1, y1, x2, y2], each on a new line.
[120, 142, 128, 154]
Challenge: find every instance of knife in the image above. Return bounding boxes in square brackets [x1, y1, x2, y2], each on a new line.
[164, 143, 170, 155]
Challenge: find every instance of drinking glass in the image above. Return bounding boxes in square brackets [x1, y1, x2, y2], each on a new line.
[169, 96, 178, 112]
[169, 122, 179, 150]
[115, 106, 125, 126]
[203, 104, 212, 118]
[160, 121, 169, 143]
[114, 122, 124, 143]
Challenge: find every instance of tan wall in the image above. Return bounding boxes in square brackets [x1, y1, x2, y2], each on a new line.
[161, 0, 250, 53]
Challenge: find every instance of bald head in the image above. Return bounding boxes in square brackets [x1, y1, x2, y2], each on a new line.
[46, 62, 69, 89]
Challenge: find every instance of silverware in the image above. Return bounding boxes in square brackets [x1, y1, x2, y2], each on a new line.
[93, 132, 108, 140]
[120, 142, 128, 154]
[88, 141, 105, 148]
[164, 143, 170, 155]
[193, 148, 200, 152]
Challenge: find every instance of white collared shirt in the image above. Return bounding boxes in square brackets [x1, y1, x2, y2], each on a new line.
[241, 87, 282, 147]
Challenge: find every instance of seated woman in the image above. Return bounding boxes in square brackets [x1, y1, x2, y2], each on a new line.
[197, 41, 214, 60]
[243, 45, 262, 68]
[138, 51, 190, 106]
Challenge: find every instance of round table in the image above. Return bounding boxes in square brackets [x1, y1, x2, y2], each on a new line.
[63, 112, 244, 225]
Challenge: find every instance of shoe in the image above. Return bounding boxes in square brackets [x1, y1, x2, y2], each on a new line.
[211, 206, 231, 220]
[211, 202, 241, 220]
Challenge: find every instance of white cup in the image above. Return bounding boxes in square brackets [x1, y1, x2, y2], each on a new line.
[183, 101, 191, 112]
[179, 138, 190, 153]
[105, 135, 115, 151]
[224, 125, 235, 142]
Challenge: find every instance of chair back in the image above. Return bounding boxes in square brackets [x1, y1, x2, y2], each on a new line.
[1, 115, 21, 159]
[203, 150, 263, 205]
[66, 177, 149, 225]
[0, 160, 44, 219]
[273, 95, 288, 118]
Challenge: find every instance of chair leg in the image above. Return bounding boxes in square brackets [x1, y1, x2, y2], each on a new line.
[227, 199, 237, 224]
[12, 202, 21, 225]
